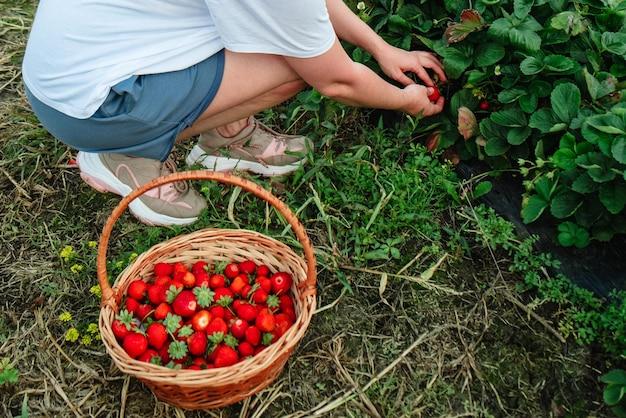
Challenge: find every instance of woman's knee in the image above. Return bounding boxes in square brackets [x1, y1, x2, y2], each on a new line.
[273, 79, 307, 100]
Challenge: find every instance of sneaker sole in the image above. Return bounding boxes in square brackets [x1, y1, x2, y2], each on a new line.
[186, 145, 304, 177]
[76, 152, 198, 226]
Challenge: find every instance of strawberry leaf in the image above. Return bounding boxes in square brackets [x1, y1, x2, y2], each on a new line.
[208, 332, 224, 344]
[149, 356, 162, 366]
[217, 296, 233, 307]
[163, 313, 182, 334]
[168, 341, 188, 360]
[224, 334, 239, 348]
[444, 9, 486, 44]
[178, 325, 193, 338]
[193, 285, 215, 308]
[214, 261, 227, 274]
[165, 361, 181, 370]
[266, 295, 280, 309]
[262, 333, 274, 345]
[118, 309, 134, 329]
[166, 285, 182, 304]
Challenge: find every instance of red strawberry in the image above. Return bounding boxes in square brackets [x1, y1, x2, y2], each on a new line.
[172, 262, 188, 278]
[232, 299, 243, 310]
[127, 280, 147, 301]
[230, 275, 247, 295]
[428, 86, 441, 102]
[252, 289, 268, 304]
[479, 100, 490, 110]
[214, 344, 239, 367]
[187, 365, 202, 370]
[224, 309, 235, 322]
[271, 272, 292, 295]
[159, 342, 171, 363]
[245, 326, 261, 346]
[154, 276, 171, 287]
[282, 307, 296, 322]
[191, 261, 209, 274]
[170, 279, 184, 290]
[195, 271, 210, 288]
[123, 332, 148, 359]
[256, 308, 275, 332]
[224, 263, 239, 279]
[230, 319, 248, 339]
[254, 346, 266, 355]
[209, 274, 226, 289]
[238, 341, 254, 357]
[273, 313, 293, 338]
[187, 332, 208, 356]
[279, 294, 294, 311]
[136, 304, 153, 321]
[148, 284, 167, 305]
[154, 302, 171, 320]
[206, 318, 228, 336]
[234, 302, 257, 322]
[214, 287, 234, 306]
[256, 276, 272, 293]
[256, 265, 270, 277]
[191, 310, 212, 332]
[138, 349, 159, 364]
[173, 290, 197, 317]
[112, 319, 131, 341]
[209, 305, 225, 319]
[193, 357, 208, 368]
[146, 322, 168, 349]
[125, 298, 139, 314]
[239, 260, 256, 275]
[154, 262, 174, 277]
[241, 285, 253, 298]
[181, 271, 196, 288]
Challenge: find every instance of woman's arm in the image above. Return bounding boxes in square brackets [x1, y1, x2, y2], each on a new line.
[325, 0, 446, 87]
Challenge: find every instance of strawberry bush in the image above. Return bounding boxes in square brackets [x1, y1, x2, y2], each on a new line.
[355, 0, 626, 247]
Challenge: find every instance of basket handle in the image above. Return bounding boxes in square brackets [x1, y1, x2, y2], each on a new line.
[97, 170, 317, 309]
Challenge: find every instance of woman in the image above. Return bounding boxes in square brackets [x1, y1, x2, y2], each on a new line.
[22, 0, 446, 226]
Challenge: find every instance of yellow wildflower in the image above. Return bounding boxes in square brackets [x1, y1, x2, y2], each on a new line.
[87, 323, 99, 335]
[65, 328, 79, 342]
[80, 335, 92, 346]
[129, 252, 138, 262]
[89, 285, 102, 298]
[70, 264, 84, 274]
[60, 245, 75, 262]
[87, 241, 98, 248]
[58, 312, 73, 322]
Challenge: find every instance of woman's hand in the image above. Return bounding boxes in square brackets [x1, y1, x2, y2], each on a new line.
[402, 84, 445, 116]
[375, 45, 447, 87]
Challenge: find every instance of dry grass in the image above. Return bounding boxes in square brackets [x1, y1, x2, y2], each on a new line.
[0, 1, 609, 417]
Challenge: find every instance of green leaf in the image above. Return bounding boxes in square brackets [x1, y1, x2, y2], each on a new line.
[485, 136, 510, 156]
[163, 313, 182, 334]
[571, 173, 597, 193]
[440, 47, 473, 79]
[550, 188, 583, 218]
[552, 148, 577, 170]
[576, 152, 617, 183]
[490, 109, 527, 127]
[550, 11, 587, 35]
[599, 182, 626, 214]
[519, 94, 538, 113]
[543, 55, 576, 72]
[551, 83, 580, 123]
[583, 67, 616, 101]
[530, 80, 552, 97]
[557, 222, 590, 248]
[444, 9, 487, 44]
[529, 108, 558, 133]
[474, 181, 493, 198]
[520, 56, 544, 75]
[612, 136, 626, 163]
[586, 114, 626, 134]
[489, 16, 542, 51]
[535, 176, 556, 201]
[474, 43, 506, 67]
[166, 285, 182, 304]
[466, 70, 488, 85]
[602, 32, 626, 57]
[507, 126, 532, 144]
[498, 88, 526, 104]
[168, 341, 188, 360]
[479, 118, 505, 139]
[193, 285, 215, 308]
[522, 194, 549, 223]
[605, 384, 626, 406]
[601, 370, 626, 385]
[514, 0, 534, 19]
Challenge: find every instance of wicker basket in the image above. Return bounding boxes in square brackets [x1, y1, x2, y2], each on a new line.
[96, 171, 317, 410]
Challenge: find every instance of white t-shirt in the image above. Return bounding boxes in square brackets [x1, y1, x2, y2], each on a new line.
[22, 0, 336, 119]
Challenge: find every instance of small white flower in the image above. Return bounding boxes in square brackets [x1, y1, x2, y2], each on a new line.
[357, 1, 366, 10]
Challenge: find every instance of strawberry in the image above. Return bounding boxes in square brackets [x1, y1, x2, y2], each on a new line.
[181, 271, 196, 288]
[270, 272, 292, 295]
[148, 284, 167, 305]
[232, 299, 243, 310]
[224, 263, 239, 279]
[282, 307, 296, 322]
[245, 326, 261, 346]
[127, 280, 147, 301]
[427, 86, 441, 102]
[256, 308, 275, 332]
[209, 305, 225, 319]
[252, 289, 268, 304]
[123, 332, 148, 359]
[112, 318, 131, 341]
[234, 302, 257, 322]
[191, 310, 211, 332]
[224, 309, 235, 322]
[239, 260, 256, 275]
[214, 344, 239, 368]
[171, 279, 185, 289]
[273, 313, 293, 338]
[194, 271, 210, 288]
[187, 365, 202, 370]
[135, 304, 153, 321]
[125, 297, 140, 314]
[154, 276, 171, 287]
[187, 332, 208, 356]
[238, 341, 254, 357]
[256, 265, 270, 277]
[172, 262, 188, 279]
[209, 274, 226, 289]
[159, 342, 171, 363]
[146, 322, 168, 349]
[191, 261, 209, 275]
[230, 319, 248, 340]
[154, 302, 171, 320]
[173, 290, 197, 317]
[214, 288, 234, 306]
[479, 100, 490, 110]
[256, 276, 272, 293]
[230, 275, 247, 295]
[206, 318, 228, 336]
[138, 349, 160, 364]
[154, 262, 174, 277]
[241, 285, 253, 298]
[254, 346, 266, 355]
[279, 294, 294, 311]
[193, 357, 208, 368]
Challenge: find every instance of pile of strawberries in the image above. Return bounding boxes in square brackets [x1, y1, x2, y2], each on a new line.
[110, 259, 296, 370]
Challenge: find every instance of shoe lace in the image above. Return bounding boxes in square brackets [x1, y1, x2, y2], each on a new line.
[158, 154, 188, 201]
[229, 122, 289, 167]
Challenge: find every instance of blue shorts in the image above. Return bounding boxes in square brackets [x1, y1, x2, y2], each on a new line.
[25, 50, 225, 161]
